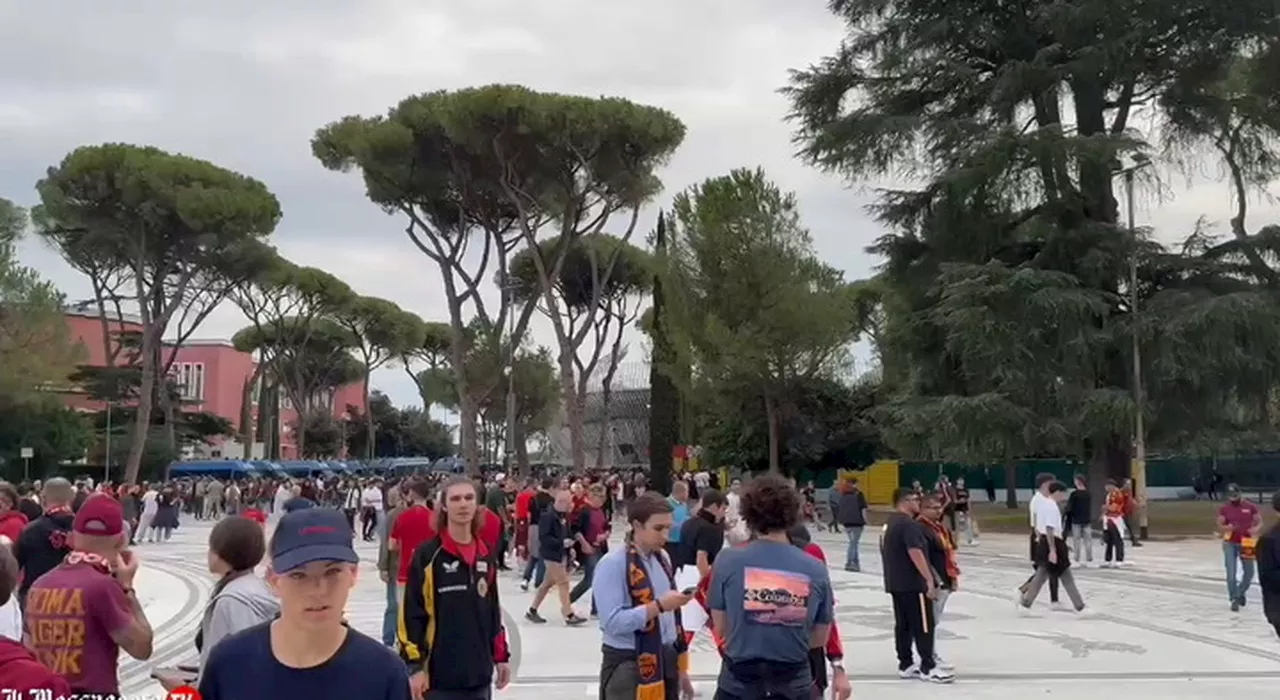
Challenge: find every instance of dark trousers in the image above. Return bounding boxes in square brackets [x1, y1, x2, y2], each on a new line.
[426, 690, 491, 700]
[600, 644, 678, 700]
[1264, 591, 1280, 638]
[1104, 522, 1125, 562]
[343, 508, 357, 531]
[713, 658, 810, 700]
[890, 591, 936, 673]
[570, 552, 601, 614]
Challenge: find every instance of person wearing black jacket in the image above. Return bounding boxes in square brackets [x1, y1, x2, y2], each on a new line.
[835, 480, 869, 571]
[525, 490, 587, 626]
[1064, 475, 1094, 567]
[12, 478, 75, 609]
[1257, 491, 1280, 638]
[401, 477, 511, 699]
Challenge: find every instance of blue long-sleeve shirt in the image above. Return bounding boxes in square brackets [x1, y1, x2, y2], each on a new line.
[592, 547, 678, 649]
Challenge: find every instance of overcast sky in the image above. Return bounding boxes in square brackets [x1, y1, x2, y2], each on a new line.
[1, 0, 1271, 410]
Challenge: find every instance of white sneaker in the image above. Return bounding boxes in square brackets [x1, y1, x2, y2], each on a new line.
[898, 665, 921, 679]
[1099, 561, 1113, 568]
[1050, 601, 1066, 611]
[1077, 561, 1089, 568]
[922, 667, 955, 684]
[934, 656, 954, 671]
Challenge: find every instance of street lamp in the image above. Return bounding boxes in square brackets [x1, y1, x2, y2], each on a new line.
[500, 275, 521, 476]
[1115, 152, 1152, 539]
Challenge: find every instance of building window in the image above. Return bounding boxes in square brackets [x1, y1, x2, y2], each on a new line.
[170, 362, 205, 401]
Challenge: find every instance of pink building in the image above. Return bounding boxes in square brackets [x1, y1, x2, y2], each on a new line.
[61, 308, 366, 459]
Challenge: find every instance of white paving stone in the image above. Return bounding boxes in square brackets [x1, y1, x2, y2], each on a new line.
[119, 518, 1280, 698]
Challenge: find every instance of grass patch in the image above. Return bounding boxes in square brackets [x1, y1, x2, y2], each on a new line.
[863, 499, 1232, 538]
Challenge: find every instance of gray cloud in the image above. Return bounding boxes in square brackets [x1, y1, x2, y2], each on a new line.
[2, 1, 1269, 408]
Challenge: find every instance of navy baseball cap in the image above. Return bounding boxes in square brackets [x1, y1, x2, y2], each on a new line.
[283, 497, 316, 513]
[270, 507, 358, 573]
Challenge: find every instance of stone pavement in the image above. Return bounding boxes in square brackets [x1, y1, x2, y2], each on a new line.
[120, 519, 1280, 698]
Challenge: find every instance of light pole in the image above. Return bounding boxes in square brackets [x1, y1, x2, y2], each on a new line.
[1118, 154, 1152, 539]
[501, 276, 520, 477]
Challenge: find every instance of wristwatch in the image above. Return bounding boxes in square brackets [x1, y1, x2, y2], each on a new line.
[829, 660, 844, 672]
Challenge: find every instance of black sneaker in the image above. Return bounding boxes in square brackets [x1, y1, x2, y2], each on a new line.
[1230, 600, 1240, 612]
[565, 614, 588, 626]
[525, 609, 547, 624]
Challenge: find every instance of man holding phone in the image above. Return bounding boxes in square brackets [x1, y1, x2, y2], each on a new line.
[593, 493, 696, 700]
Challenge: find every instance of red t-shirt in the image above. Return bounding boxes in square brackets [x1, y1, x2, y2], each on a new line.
[1219, 500, 1259, 544]
[514, 490, 534, 521]
[242, 508, 267, 525]
[479, 509, 503, 551]
[25, 562, 133, 694]
[392, 505, 436, 583]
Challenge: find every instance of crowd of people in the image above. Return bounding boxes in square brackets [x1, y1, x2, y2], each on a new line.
[0, 466, 1269, 699]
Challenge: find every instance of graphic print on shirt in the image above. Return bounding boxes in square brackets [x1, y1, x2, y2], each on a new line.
[742, 566, 811, 627]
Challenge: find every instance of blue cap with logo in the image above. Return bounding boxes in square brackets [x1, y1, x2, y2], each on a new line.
[270, 507, 359, 573]
[283, 497, 316, 513]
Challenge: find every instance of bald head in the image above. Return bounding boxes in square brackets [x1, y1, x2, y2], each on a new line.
[42, 478, 73, 506]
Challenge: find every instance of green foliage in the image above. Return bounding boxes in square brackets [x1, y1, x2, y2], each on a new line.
[33, 143, 282, 483]
[647, 212, 679, 492]
[701, 378, 886, 475]
[662, 169, 858, 471]
[508, 234, 653, 309]
[344, 391, 454, 460]
[0, 402, 93, 479]
[314, 84, 686, 471]
[297, 412, 346, 459]
[0, 198, 82, 406]
[785, 0, 1280, 499]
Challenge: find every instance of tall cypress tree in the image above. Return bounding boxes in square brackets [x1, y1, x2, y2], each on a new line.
[647, 212, 679, 494]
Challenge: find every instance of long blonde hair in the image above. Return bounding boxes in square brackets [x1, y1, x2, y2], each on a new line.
[434, 476, 485, 536]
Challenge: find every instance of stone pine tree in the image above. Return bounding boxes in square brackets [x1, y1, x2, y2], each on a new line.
[35, 144, 281, 483]
[313, 85, 684, 473]
[787, 0, 1280, 508]
[647, 212, 679, 493]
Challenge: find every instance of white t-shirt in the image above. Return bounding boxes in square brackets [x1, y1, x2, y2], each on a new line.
[361, 487, 384, 510]
[1031, 491, 1063, 537]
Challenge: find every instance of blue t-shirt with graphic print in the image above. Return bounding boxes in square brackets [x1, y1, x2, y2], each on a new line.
[708, 539, 833, 695]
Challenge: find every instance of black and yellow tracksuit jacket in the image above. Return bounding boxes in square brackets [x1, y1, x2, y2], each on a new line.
[398, 530, 510, 692]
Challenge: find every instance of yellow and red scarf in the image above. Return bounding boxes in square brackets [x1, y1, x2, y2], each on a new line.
[626, 542, 689, 700]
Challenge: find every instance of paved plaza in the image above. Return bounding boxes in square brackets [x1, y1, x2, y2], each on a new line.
[119, 520, 1280, 698]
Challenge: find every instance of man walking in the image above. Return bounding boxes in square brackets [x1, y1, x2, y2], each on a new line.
[1018, 481, 1086, 613]
[836, 478, 868, 572]
[881, 488, 952, 683]
[1218, 483, 1263, 611]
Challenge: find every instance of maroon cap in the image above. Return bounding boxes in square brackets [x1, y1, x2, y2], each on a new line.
[73, 495, 124, 537]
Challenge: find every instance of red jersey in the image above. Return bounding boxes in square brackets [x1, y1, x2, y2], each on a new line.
[242, 508, 267, 525]
[514, 490, 534, 521]
[479, 509, 503, 551]
[391, 505, 436, 583]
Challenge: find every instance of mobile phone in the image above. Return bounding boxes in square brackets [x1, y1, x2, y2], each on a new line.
[681, 586, 697, 595]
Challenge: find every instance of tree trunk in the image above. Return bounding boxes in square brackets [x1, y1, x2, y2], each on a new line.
[558, 348, 586, 471]
[594, 391, 612, 468]
[240, 365, 263, 459]
[122, 328, 159, 484]
[765, 394, 781, 473]
[362, 373, 375, 460]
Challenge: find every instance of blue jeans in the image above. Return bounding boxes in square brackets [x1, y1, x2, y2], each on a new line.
[569, 552, 600, 613]
[522, 556, 546, 587]
[844, 526, 864, 569]
[1224, 541, 1255, 603]
[382, 578, 399, 647]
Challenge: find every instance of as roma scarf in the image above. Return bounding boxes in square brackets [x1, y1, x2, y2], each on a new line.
[626, 542, 689, 700]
